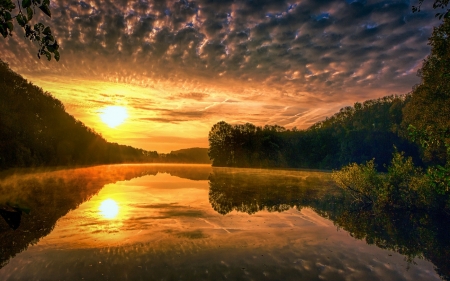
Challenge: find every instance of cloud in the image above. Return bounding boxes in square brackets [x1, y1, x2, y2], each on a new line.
[169, 92, 209, 100]
[1, 0, 441, 151]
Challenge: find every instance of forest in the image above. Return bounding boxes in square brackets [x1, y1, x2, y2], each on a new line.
[0, 60, 209, 170]
[208, 95, 421, 170]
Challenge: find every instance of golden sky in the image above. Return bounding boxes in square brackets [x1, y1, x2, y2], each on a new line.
[1, 0, 439, 152]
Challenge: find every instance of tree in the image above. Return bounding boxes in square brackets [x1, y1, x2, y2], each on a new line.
[413, 0, 450, 19]
[0, 0, 59, 61]
[208, 121, 234, 166]
[403, 17, 450, 165]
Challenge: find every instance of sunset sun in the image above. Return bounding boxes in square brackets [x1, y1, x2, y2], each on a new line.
[99, 106, 128, 128]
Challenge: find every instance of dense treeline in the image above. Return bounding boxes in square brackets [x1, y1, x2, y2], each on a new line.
[158, 148, 211, 164]
[208, 95, 420, 170]
[0, 61, 209, 169]
[0, 60, 160, 169]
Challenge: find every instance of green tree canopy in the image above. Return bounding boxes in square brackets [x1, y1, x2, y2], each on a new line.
[403, 17, 450, 165]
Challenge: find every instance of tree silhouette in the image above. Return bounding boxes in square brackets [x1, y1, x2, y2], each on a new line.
[413, 0, 450, 19]
[207, 97, 420, 170]
[0, 0, 59, 61]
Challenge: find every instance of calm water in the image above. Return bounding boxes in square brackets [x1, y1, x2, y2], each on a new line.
[0, 164, 447, 280]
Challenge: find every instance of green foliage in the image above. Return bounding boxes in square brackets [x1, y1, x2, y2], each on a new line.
[332, 160, 380, 205]
[403, 18, 450, 165]
[208, 95, 420, 170]
[408, 123, 450, 194]
[332, 151, 431, 209]
[402, 18, 450, 203]
[427, 164, 450, 194]
[380, 151, 428, 208]
[0, 0, 59, 61]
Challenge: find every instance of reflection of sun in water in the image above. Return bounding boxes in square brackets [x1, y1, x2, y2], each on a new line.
[99, 199, 119, 219]
[99, 106, 128, 128]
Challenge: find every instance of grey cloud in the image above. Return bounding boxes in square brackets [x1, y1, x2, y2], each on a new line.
[1, 0, 441, 127]
[169, 92, 209, 100]
[140, 109, 210, 123]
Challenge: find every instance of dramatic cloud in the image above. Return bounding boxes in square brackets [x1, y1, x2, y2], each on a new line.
[0, 0, 440, 151]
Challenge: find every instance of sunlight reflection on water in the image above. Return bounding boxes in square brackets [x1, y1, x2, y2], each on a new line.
[99, 199, 119, 219]
[0, 165, 444, 281]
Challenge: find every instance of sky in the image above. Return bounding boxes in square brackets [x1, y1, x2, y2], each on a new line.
[1, 0, 441, 153]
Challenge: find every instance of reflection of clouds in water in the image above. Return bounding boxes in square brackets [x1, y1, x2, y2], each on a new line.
[293, 208, 332, 227]
[0, 167, 443, 281]
[2, 218, 439, 281]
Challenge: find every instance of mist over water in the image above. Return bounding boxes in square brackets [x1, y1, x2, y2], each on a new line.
[0, 164, 446, 280]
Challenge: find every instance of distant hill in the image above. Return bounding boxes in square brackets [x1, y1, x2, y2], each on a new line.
[0, 60, 162, 169]
[166, 148, 211, 164]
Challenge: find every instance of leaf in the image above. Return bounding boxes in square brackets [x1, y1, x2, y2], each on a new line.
[7, 22, 13, 32]
[0, 25, 7, 38]
[22, 0, 32, 8]
[47, 41, 58, 52]
[34, 23, 44, 30]
[39, 5, 51, 17]
[5, 12, 12, 21]
[54, 50, 60, 61]
[44, 50, 51, 61]
[47, 44, 55, 52]
[16, 14, 26, 27]
[27, 7, 33, 21]
[43, 26, 51, 35]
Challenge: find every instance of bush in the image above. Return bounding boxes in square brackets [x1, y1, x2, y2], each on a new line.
[332, 159, 381, 205]
[333, 151, 432, 210]
[380, 151, 428, 208]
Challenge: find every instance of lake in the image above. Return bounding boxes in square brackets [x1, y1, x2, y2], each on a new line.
[0, 164, 447, 280]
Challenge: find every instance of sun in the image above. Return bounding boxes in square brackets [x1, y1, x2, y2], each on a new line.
[99, 199, 119, 219]
[99, 106, 128, 128]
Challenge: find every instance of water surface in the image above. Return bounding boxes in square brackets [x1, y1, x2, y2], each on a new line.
[0, 164, 446, 280]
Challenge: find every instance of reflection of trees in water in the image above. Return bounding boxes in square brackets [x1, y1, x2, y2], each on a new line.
[0, 164, 212, 268]
[322, 207, 450, 281]
[208, 168, 338, 215]
[208, 169, 450, 281]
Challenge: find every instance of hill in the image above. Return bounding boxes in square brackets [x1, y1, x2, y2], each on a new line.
[169, 148, 211, 164]
[0, 60, 160, 169]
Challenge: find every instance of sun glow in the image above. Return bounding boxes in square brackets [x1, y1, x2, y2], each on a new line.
[100, 106, 128, 128]
[99, 199, 119, 219]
